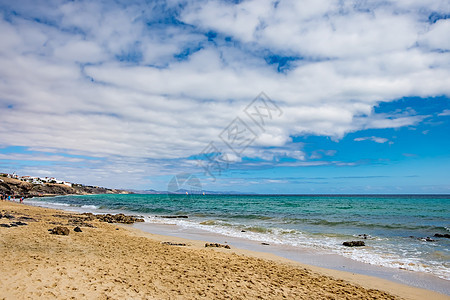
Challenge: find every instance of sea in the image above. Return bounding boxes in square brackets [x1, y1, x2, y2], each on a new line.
[26, 194, 449, 287]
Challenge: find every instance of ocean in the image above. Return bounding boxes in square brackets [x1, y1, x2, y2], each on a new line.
[27, 194, 449, 281]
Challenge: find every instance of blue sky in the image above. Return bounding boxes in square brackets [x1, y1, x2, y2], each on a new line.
[0, 0, 449, 193]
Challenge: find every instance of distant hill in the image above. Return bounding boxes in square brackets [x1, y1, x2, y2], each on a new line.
[0, 176, 131, 198]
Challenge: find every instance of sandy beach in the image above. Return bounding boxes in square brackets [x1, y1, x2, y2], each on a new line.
[1, 201, 448, 300]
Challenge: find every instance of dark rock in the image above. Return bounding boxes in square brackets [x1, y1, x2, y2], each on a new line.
[4, 214, 15, 219]
[159, 215, 188, 219]
[343, 241, 365, 247]
[205, 243, 230, 249]
[13, 221, 27, 226]
[9, 223, 18, 227]
[434, 233, 450, 239]
[418, 237, 435, 242]
[357, 234, 371, 239]
[74, 226, 82, 232]
[162, 242, 187, 246]
[19, 216, 36, 221]
[241, 230, 246, 232]
[261, 243, 270, 245]
[50, 226, 70, 235]
[0, 224, 11, 228]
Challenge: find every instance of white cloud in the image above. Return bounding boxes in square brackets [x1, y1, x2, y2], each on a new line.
[354, 136, 389, 144]
[0, 0, 449, 187]
[438, 109, 450, 116]
[420, 19, 450, 51]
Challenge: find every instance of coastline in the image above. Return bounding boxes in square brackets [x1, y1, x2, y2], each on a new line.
[131, 221, 450, 295]
[24, 193, 450, 288]
[1, 201, 448, 299]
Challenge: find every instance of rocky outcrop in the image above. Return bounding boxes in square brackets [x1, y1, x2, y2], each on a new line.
[50, 226, 70, 235]
[0, 177, 132, 198]
[205, 243, 230, 249]
[343, 241, 365, 247]
[94, 213, 144, 224]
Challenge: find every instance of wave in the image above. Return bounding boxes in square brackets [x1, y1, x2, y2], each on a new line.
[283, 217, 449, 232]
[81, 205, 99, 209]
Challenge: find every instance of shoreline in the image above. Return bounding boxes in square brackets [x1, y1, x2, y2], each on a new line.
[1, 201, 448, 299]
[24, 195, 450, 291]
[125, 224, 449, 300]
[132, 221, 450, 295]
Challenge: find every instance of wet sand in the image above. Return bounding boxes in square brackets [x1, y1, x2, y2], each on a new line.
[1, 201, 448, 299]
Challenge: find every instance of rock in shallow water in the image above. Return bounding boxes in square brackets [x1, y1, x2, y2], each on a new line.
[434, 233, 450, 238]
[343, 241, 365, 247]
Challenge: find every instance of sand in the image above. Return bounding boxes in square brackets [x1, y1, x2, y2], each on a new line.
[0, 201, 448, 300]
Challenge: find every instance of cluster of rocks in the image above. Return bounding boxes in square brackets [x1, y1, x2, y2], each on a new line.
[93, 213, 144, 224]
[408, 235, 449, 242]
[0, 212, 33, 228]
[205, 243, 231, 249]
[67, 217, 96, 228]
[52, 213, 95, 228]
[0, 221, 27, 228]
[343, 241, 365, 247]
[49, 226, 83, 235]
[0, 212, 15, 219]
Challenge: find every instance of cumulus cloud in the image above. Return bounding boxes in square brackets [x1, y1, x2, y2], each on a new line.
[0, 0, 449, 187]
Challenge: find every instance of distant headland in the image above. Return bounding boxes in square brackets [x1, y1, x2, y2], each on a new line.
[0, 172, 131, 198]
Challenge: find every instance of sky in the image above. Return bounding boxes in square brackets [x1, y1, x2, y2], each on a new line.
[0, 0, 449, 194]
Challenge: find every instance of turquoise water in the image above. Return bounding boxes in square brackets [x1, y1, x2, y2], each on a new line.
[28, 194, 450, 280]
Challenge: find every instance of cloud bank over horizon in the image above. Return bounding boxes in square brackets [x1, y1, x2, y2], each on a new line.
[0, 0, 449, 192]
